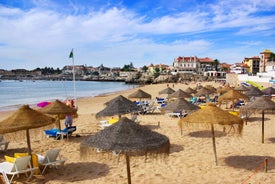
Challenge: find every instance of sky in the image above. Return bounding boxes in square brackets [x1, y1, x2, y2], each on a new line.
[0, 0, 275, 70]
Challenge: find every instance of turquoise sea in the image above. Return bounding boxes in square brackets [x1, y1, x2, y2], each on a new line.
[0, 80, 136, 111]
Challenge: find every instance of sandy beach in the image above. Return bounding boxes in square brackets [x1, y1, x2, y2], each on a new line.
[1, 81, 275, 184]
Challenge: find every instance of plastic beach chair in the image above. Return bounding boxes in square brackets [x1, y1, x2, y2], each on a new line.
[44, 126, 77, 140]
[0, 155, 38, 184]
[37, 148, 67, 174]
[56, 126, 77, 140]
[44, 128, 59, 138]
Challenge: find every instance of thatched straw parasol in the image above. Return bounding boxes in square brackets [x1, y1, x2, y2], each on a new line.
[234, 85, 249, 93]
[96, 97, 139, 119]
[0, 105, 56, 155]
[184, 87, 197, 94]
[216, 86, 233, 94]
[218, 89, 249, 109]
[245, 85, 264, 97]
[104, 95, 133, 106]
[80, 117, 170, 184]
[128, 89, 152, 99]
[163, 98, 200, 113]
[39, 99, 77, 130]
[196, 84, 203, 90]
[158, 87, 175, 95]
[241, 96, 275, 143]
[179, 103, 243, 165]
[167, 89, 192, 99]
[195, 87, 213, 96]
[162, 98, 200, 135]
[204, 85, 216, 93]
[262, 87, 275, 96]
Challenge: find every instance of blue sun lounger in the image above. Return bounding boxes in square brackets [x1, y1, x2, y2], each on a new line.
[44, 126, 77, 139]
[44, 128, 60, 138]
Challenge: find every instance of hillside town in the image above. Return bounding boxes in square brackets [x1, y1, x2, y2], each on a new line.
[0, 49, 274, 84]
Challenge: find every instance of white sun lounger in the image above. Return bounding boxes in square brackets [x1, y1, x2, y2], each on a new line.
[0, 155, 38, 184]
[37, 148, 67, 174]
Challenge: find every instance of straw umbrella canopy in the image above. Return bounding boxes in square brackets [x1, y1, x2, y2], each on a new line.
[245, 85, 264, 97]
[163, 98, 200, 113]
[216, 86, 233, 94]
[234, 85, 249, 93]
[158, 87, 175, 95]
[80, 117, 170, 184]
[0, 105, 56, 155]
[162, 98, 200, 135]
[196, 84, 203, 90]
[184, 87, 196, 94]
[179, 103, 243, 165]
[242, 96, 275, 143]
[262, 87, 275, 96]
[167, 89, 192, 99]
[104, 95, 133, 106]
[195, 87, 213, 96]
[96, 97, 139, 119]
[218, 89, 249, 109]
[204, 85, 217, 93]
[193, 87, 214, 103]
[39, 99, 77, 130]
[128, 89, 152, 99]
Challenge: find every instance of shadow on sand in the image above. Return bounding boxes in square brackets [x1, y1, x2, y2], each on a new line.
[169, 144, 184, 154]
[224, 155, 275, 170]
[40, 162, 109, 182]
[268, 137, 275, 143]
[143, 124, 160, 130]
[247, 117, 270, 123]
[188, 130, 226, 138]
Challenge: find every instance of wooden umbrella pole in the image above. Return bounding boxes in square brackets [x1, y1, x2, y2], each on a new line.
[180, 112, 183, 136]
[245, 110, 248, 125]
[57, 115, 61, 130]
[262, 110, 265, 144]
[211, 124, 218, 166]
[26, 129, 31, 155]
[26, 129, 35, 167]
[125, 153, 131, 184]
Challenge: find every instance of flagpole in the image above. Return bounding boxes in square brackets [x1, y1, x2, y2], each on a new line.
[71, 48, 77, 108]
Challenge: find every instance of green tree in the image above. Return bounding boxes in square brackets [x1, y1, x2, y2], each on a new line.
[56, 68, 61, 74]
[129, 62, 134, 69]
[268, 53, 275, 61]
[122, 64, 131, 71]
[142, 65, 148, 72]
[154, 67, 160, 78]
[122, 62, 135, 71]
[213, 59, 220, 71]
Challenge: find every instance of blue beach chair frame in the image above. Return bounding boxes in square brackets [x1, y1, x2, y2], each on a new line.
[44, 126, 77, 139]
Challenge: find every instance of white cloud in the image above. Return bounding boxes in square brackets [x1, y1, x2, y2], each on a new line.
[136, 12, 208, 34]
[0, 0, 274, 70]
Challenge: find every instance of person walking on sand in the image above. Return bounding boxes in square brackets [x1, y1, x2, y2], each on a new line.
[64, 114, 73, 128]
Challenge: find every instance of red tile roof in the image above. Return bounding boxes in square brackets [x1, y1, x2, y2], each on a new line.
[199, 57, 214, 63]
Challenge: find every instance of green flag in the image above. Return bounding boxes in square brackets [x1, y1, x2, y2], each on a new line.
[69, 50, 73, 58]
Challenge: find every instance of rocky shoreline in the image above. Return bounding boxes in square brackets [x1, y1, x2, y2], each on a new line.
[0, 72, 220, 84]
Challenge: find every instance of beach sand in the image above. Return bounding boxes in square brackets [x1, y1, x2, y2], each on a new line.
[0, 81, 275, 184]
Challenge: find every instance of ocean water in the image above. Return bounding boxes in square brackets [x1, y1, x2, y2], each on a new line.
[0, 80, 136, 111]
